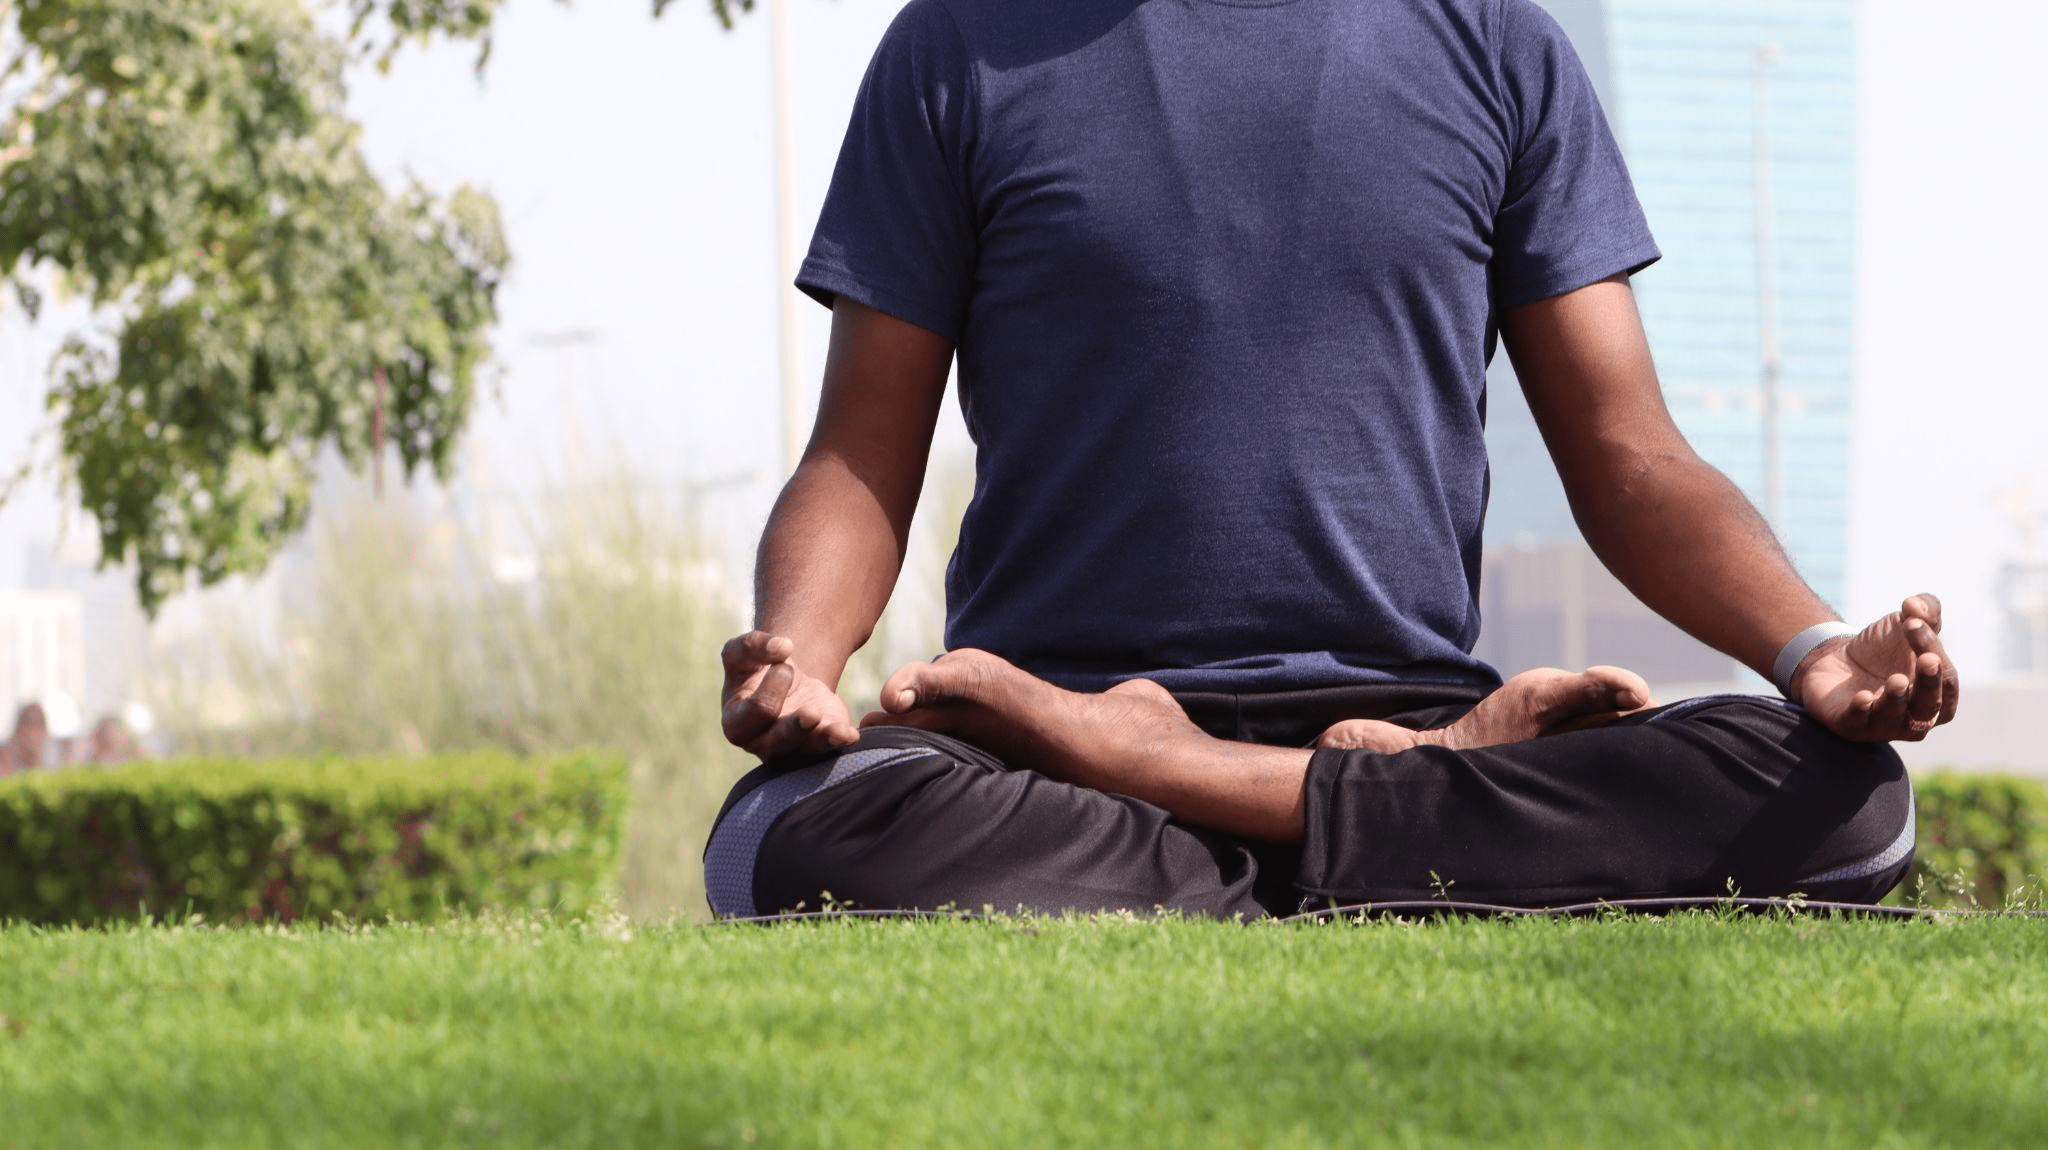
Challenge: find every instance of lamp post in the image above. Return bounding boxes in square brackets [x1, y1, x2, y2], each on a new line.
[1753, 42, 1783, 534]
[529, 327, 600, 475]
[770, 0, 805, 477]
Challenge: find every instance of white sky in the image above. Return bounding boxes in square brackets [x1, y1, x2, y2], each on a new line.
[1848, 1, 2048, 675]
[1, 0, 2042, 680]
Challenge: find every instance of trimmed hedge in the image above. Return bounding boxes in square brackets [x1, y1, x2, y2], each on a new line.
[1904, 771, 2048, 908]
[3, 753, 2035, 920]
[0, 751, 628, 926]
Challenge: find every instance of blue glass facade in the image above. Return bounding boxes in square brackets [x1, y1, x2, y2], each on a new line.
[1485, 0, 1857, 608]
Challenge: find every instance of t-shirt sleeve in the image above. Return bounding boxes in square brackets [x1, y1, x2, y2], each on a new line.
[796, 0, 978, 342]
[1490, 0, 1660, 311]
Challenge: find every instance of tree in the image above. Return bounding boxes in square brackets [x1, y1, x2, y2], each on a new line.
[2, 0, 735, 613]
[0, 0, 516, 612]
[343, 0, 743, 72]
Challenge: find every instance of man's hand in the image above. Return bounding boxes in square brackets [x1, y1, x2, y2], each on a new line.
[720, 631, 861, 760]
[730, 300, 954, 762]
[1793, 594, 1960, 743]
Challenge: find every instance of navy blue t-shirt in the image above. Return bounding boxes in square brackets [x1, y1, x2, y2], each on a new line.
[798, 0, 1659, 693]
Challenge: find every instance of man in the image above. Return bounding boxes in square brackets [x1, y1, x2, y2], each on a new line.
[704, 0, 1958, 919]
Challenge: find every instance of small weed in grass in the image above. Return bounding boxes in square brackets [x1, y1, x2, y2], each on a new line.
[1, 913, 2043, 1148]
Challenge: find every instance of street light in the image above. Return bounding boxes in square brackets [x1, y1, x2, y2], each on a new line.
[529, 327, 603, 473]
[1753, 42, 1783, 534]
[770, 0, 805, 477]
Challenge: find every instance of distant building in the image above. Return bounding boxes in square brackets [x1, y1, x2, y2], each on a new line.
[1473, 542, 1735, 689]
[0, 589, 85, 723]
[1991, 492, 2048, 680]
[1481, 0, 1856, 681]
[1995, 554, 2048, 679]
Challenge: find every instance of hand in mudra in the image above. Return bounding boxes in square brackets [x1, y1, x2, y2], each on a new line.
[720, 631, 861, 760]
[1794, 594, 1959, 743]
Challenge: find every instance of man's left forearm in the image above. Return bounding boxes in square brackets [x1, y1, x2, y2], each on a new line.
[1507, 278, 1957, 738]
[1501, 277, 1834, 680]
[1575, 443, 1834, 682]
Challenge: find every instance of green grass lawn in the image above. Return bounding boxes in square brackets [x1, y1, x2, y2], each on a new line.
[1, 913, 2043, 1148]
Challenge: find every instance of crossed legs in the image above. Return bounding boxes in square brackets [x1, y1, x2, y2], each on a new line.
[858, 650, 1653, 844]
[707, 652, 1912, 918]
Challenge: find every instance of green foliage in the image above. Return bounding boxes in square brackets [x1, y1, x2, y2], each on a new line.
[0, 0, 767, 612]
[662, 0, 758, 35]
[346, 0, 511, 71]
[4, 915, 2048, 1147]
[0, 750, 628, 925]
[0, 0, 507, 612]
[346, 0, 749, 73]
[1902, 771, 2048, 908]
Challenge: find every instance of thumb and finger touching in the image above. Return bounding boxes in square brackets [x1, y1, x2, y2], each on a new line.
[721, 637, 866, 755]
[1903, 592, 1943, 633]
[1814, 593, 1961, 741]
[1902, 620, 1948, 725]
[721, 630, 794, 678]
[722, 659, 795, 745]
[1903, 603, 1961, 725]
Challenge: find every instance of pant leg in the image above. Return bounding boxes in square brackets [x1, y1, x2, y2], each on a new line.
[1295, 694, 1914, 907]
[704, 726, 1298, 920]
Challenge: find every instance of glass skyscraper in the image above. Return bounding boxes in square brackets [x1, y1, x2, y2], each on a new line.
[1484, 0, 1858, 608]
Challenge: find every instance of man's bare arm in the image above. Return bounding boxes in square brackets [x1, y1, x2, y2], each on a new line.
[721, 299, 954, 759]
[1500, 276, 1823, 670]
[1501, 275, 1957, 741]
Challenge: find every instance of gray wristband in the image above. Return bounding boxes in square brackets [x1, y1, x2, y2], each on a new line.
[1772, 621, 1858, 699]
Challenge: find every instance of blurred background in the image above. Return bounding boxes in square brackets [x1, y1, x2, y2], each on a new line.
[2, 0, 2043, 919]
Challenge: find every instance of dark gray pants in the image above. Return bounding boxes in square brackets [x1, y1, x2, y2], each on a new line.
[704, 686, 1914, 919]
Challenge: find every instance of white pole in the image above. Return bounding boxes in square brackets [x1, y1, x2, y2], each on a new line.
[1753, 43, 1783, 534]
[770, 0, 805, 477]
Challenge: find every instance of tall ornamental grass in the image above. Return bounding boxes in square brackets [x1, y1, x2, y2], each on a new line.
[151, 477, 749, 921]
[149, 455, 966, 921]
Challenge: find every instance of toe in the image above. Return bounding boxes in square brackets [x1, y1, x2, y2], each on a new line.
[1507, 667, 1616, 725]
[1106, 677, 1176, 705]
[1583, 665, 1652, 711]
[1317, 719, 1419, 753]
[883, 648, 1023, 712]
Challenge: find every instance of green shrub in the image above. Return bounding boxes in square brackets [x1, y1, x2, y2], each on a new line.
[1900, 771, 2048, 908]
[0, 751, 628, 926]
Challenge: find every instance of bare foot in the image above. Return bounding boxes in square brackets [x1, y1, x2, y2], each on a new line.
[860, 649, 1209, 790]
[1317, 666, 1652, 752]
[862, 649, 1315, 841]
